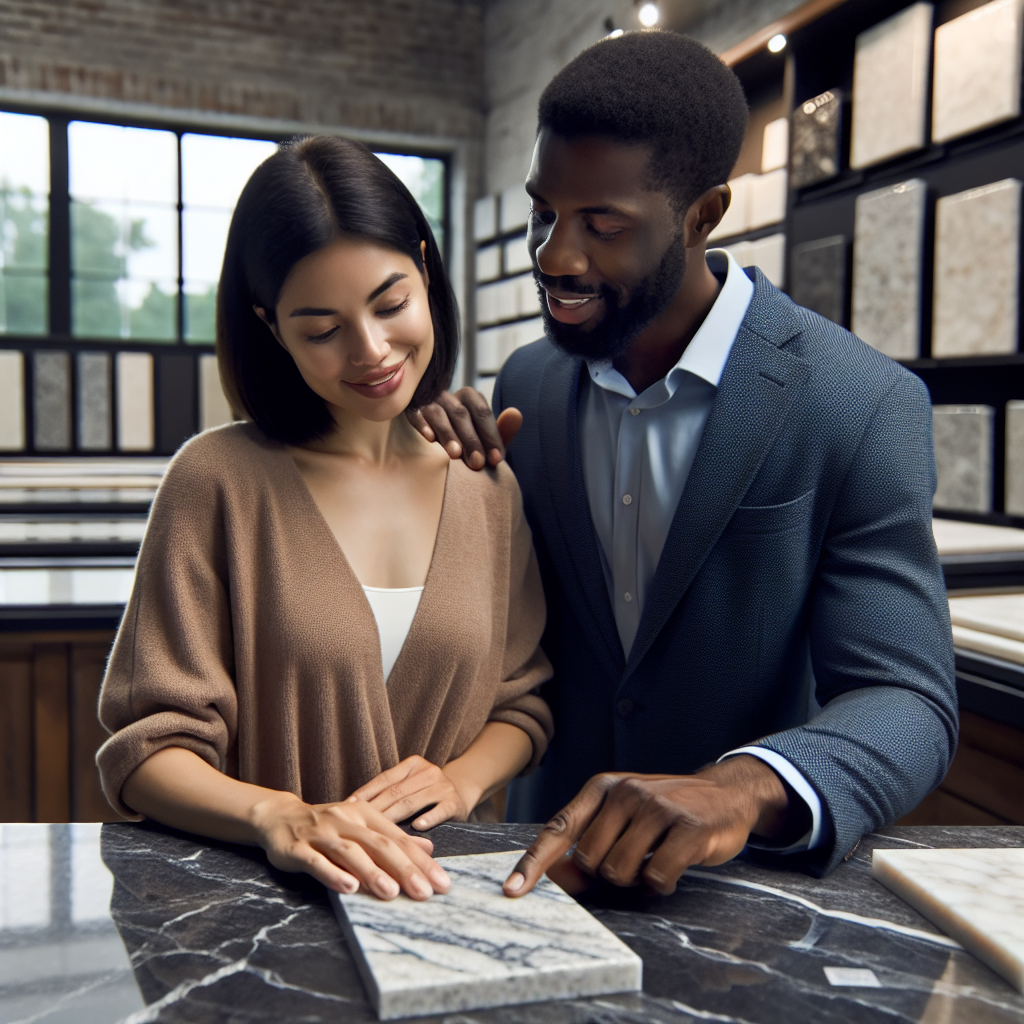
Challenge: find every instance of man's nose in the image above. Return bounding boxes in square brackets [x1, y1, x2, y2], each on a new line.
[535, 220, 588, 280]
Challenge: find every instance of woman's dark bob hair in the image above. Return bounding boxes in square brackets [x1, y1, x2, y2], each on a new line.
[217, 135, 458, 445]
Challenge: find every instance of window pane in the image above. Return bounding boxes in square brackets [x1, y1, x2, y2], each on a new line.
[0, 112, 49, 335]
[70, 122, 178, 340]
[375, 153, 446, 252]
[181, 134, 276, 343]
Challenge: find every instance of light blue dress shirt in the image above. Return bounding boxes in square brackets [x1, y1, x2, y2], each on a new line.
[579, 249, 825, 852]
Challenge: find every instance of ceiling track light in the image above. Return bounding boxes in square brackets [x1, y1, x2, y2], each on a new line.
[768, 33, 787, 53]
[638, 3, 659, 28]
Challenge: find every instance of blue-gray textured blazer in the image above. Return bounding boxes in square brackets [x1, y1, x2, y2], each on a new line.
[493, 269, 958, 876]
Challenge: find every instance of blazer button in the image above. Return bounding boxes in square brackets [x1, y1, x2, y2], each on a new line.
[616, 698, 634, 718]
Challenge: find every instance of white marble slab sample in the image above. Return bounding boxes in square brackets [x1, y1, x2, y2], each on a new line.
[474, 195, 496, 241]
[199, 353, 234, 432]
[851, 179, 927, 359]
[761, 116, 789, 172]
[932, 404, 994, 513]
[748, 169, 788, 230]
[331, 850, 642, 1020]
[851, 3, 933, 168]
[873, 848, 1024, 993]
[949, 593, 1024, 642]
[932, 179, 1021, 357]
[0, 349, 25, 450]
[115, 351, 154, 452]
[709, 172, 755, 241]
[1008, 401, 1024, 516]
[932, 516, 1024, 554]
[933, 0, 1024, 144]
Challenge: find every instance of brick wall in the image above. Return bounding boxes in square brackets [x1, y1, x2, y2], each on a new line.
[0, 0, 484, 138]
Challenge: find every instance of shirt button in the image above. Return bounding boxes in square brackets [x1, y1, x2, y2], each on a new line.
[617, 698, 634, 718]
[630, 408, 640, 416]
[622, 494, 632, 505]
[623, 592, 632, 602]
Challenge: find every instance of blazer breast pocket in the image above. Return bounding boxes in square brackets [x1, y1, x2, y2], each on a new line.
[727, 489, 816, 536]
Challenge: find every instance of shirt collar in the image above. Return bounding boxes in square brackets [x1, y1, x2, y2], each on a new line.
[586, 248, 754, 401]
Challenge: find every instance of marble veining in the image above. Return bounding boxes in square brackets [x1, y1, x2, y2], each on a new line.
[332, 851, 642, 1019]
[932, 405, 995, 513]
[873, 848, 1024, 993]
[932, 0, 1024, 143]
[790, 90, 842, 189]
[851, 179, 927, 359]
[1008, 401, 1024, 517]
[932, 179, 1021, 358]
[789, 235, 846, 325]
[851, 3, 933, 169]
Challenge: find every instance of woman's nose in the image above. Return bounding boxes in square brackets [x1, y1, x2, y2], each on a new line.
[347, 321, 391, 366]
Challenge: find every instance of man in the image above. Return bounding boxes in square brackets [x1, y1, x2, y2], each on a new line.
[410, 31, 957, 895]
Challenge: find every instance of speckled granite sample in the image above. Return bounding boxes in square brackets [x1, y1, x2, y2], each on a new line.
[791, 90, 842, 189]
[851, 3, 933, 169]
[790, 235, 846, 324]
[932, 404, 994, 513]
[331, 850, 642, 1020]
[1008, 400, 1024, 516]
[933, 0, 1024, 144]
[852, 179, 927, 359]
[933, 179, 1021, 357]
[32, 349, 71, 451]
[76, 350, 111, 450]
[874, 848, 1024, 993]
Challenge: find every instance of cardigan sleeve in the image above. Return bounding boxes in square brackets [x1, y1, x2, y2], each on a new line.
[96, 434, 239, 819]
[485, 465, 554, 773]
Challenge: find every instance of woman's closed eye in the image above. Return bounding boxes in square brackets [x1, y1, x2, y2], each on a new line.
[307, 325, 338, 342]
[376, 296, 410, 318]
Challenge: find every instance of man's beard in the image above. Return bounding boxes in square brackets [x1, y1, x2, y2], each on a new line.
[536, 233, 688, 362]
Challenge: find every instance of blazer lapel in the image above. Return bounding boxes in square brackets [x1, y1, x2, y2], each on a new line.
[538, 351, 625, 674]
[623, 306, 811, 681]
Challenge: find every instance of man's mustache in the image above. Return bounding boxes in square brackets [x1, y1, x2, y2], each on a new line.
[533, 271, 598, 296]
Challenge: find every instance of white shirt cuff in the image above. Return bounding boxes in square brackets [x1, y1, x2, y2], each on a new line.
[718, 746, 826, 853]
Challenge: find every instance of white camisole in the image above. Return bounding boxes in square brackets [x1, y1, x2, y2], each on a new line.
[361, 585, 424, 681]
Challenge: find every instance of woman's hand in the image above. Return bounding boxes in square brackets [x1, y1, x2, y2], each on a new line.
[251, 788, 451, 899]
[350, 755, 480, 831]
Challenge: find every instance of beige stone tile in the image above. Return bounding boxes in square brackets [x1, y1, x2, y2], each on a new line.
[1007, 401, 1024, 517]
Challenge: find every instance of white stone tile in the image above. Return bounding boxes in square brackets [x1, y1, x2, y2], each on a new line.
[873, 848, 1024, 993]
[513, 273, 541, 317]
[476, 281, 500, 326]
[851, 3, 934, 168]
[761, 116, 789, 172]
[932, 516, 1024, 554]
[503, 234, 533, 274]
[709, 173, 755, 241]
[199, 353, 233, 432]
[0, 350, 25, 451]
[332, 850, 642, 1021]
[932, 404, 994, 513]
[950, 624, 1024, 665]
[932, 179, 1020, 357]
[475, 244, 501, 283]
[851, 179, 927, 359]
[500, 185, 531, 233]
[1007, 401, 1024, 516]
[949, 593, 1024, 642]
[745, 233, 786, 287]
[475, 325, 504, 374]
[474, 195, 497, 241]
[748, 169, 787, 229]
[933, 0, 1024, 143]
[474, 375, 496, 406]
[116, 352, 154, 452]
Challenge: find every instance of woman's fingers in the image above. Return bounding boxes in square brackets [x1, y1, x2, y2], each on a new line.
[411, 798, 461, 831]
[349, 756, 429, 803]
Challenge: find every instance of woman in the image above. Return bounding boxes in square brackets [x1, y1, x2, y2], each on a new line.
[97, 136, 553, 903]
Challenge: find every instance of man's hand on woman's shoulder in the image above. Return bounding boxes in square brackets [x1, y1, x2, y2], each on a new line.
[407, 388, 523, 470]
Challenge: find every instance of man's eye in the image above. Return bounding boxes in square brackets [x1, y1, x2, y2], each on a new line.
[377, 298, 410, 318]
[588, 221, 622, 240]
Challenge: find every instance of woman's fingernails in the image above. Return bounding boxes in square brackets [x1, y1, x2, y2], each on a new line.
[377, 877, 400, 900]
[431, 868, 451, 891]
[410, 875, 432, 899]
[505, 872, 524, 893]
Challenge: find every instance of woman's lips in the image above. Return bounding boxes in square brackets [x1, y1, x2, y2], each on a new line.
[343, 357, 407, 399]
[545, 289, 602, 325]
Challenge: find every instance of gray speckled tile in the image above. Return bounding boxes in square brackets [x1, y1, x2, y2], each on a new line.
[933, 0, 1024, 144]
[852, 179, 927, 359]
[790, 235, 846, 325]
[331, 850, 642, 1020]
[933, 179, 1020, 358]
[933, 405, 995, 513]
[851, 3, 933, 169]
[791, 90, 842, 189]
[32, 349, 71, 451]
[77, 350, 112, 450]
[1007, 401, 1024, 516]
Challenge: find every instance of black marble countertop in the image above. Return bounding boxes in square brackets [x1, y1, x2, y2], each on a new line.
[1, 821, 1021, 1023]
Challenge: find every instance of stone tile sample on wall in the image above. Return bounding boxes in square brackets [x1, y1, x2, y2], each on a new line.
[932, 0, 1024, 144]
[76, 351, 112, 451]
[748, 169, 788, 230]
[933, 179, 1021, 358]
[1008, 401, 1024, 516]
[791, 89, 843, 189]
[873, 848, 1024, 993]
[475, 244, 500, 283]
[33, 350, 71, 451]
[116, 352, 154, 452]
[474, 196, 497, 242]
[503, 235, 532, 275]
[724, 234, 787, 288]
[790, 235, 847, 325]
[761, 116, 789, 172]
[331, 850, 642, 1020]
[499, 185, 531, 233]
[851, 3, 934, 169]
[851, 179, 927, 359]
[0, 350, 25, 450]
[709, 173, 755, 241]
[199, 354, 234, 433]
[932, 405, 994, 513]
[476, 317, 544, 374]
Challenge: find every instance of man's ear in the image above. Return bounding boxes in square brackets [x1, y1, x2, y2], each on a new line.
[686, 185, 731, 247]
[254, 306, 286, 350]
[419, 239, 431, 288]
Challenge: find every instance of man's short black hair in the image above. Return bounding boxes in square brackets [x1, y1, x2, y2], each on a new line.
[537, 30, 749, 215]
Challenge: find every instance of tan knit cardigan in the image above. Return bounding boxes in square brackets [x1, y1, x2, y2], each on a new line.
[97, 423, 553, 818]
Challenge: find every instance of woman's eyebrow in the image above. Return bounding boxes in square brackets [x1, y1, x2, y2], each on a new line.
[367, 272, 407, 303]
[289, 306, 336, 317]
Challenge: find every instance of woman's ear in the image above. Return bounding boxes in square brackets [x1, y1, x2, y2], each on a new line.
[254, 305, 287, 350]
[419, 240, 430, 288]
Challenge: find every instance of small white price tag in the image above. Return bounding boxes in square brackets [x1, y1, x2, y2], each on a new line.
[824, 967, 882, 988]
